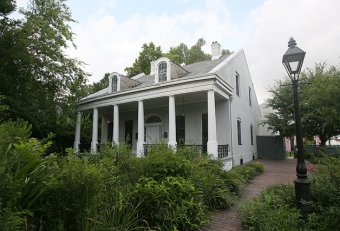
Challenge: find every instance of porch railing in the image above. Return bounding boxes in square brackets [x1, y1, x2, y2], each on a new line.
[218, 144, 229, 158]
[143, 143, 229, 158]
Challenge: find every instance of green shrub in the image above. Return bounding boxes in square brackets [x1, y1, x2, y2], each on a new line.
[131, 176, 208, 230]
[239, 185, 301, 231]
[190, 166, 236, 210]
[0, 119, 31, 150]
[39, 157, 103, 230]
[239, 156, 340, 231]
[0, 138, 58, 230]
[230, 162, 264, 183]
[89, 186, 143, 231]
[139, 145, 192, 181]
[220, 171, 246, 195]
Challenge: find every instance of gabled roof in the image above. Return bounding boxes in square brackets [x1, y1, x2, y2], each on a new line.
[183, 55, 228, 77]
[80, 54, 231, 101]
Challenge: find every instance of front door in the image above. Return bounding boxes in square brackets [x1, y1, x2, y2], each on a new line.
[146, 124, 162, 144]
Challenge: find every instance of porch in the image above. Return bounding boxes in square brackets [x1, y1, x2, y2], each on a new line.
[74, 89, 232, 159]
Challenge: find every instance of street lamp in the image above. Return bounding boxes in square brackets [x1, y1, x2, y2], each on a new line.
[282, 37, 310, 215]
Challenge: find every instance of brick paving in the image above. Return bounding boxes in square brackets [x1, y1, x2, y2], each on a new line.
[200, 159, 309, 231]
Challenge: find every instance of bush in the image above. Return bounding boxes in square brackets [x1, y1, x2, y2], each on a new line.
[131, 176, 208, 230]
[39, 156, 103, 230]
[239, 156, 340, 231]
[190, 158, 237, 210]
[138, 145, 193, 181]
[0, 119, 31, 151]
[239, 185, 302, 230]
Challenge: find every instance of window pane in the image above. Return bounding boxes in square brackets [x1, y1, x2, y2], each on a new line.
[236, 73, 240, 96]
[237, 120, 242, 145]
[112, 76, 117, 92]
[159, 62, 167, 82]
[250, 125, 254, 145]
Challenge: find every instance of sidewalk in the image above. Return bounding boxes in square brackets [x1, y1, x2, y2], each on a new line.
[200, 159, 305, 231]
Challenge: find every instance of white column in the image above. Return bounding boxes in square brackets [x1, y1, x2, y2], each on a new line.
[91, 107, 99, 152]
[113, 105, 119, 144]
[207, 90, 218, 157]
[74, 111, 82, 151]
[101, 116, 108, 144]
[168, 95, 177, 148]
[136, 100, 144, 156]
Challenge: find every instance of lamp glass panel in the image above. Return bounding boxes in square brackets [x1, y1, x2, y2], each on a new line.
[289, 61, 299, 72]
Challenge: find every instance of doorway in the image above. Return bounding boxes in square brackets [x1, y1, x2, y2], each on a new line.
[145, 115, 163, 144]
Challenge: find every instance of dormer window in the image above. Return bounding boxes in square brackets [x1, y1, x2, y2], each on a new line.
[112, 75, 118, 92]
[158, 62, 167, 82]
[154, 57, 172, 84]
[108, 73, 121, 93]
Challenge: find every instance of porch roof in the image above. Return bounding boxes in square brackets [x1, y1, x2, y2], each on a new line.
[79, 55, 230, 103]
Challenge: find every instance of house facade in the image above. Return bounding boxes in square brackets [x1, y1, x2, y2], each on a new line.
[74, 42, 261, 169]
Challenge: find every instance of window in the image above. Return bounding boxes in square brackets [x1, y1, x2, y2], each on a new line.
[158, 62, 167, 82]
[112, 76, 118, 92]
[145, 116, 162, 123]
[248, 87, 252, 106]
[236, 72, 240, 96]
[237, 119, 242, 145]
[250, 124, 254, 145]
[202, 114, 208, 153]
[176, 115, 185, 145]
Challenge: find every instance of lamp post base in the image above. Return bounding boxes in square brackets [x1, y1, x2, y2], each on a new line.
[294, 178, 311, 218]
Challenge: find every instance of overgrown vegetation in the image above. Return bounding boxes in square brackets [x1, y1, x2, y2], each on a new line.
[239, 155, 340, 231]
[0, 120, 263, 230]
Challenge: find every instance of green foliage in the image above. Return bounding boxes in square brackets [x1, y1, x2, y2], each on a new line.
[132, 176, 208, 230]
[0, 119, 31, 150]
[0, 0, 88, 151]
[0, 0, 16, 16]
[125, 38, 231, 77]
[0, 121, 265, 230]
[239, 185, 303, 231]
[265, 63, 340, 145]
[0, 136, 56, 230]
[125, 42, 163, 77]
[239, 156, 340, 231]
[190, 159, 236, 210]
[230, 162, 264, 183]
[166, 43, 190, 65]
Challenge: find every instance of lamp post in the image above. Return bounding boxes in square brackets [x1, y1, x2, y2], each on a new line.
[282, 37, 310, 215]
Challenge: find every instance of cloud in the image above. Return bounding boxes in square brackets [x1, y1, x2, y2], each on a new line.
[245, 0, 340, 103]
[68, 0, 340, 103]
[67, 0, 238, 82]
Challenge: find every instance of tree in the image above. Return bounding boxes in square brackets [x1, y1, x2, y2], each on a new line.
[125, 42, 162, 77]
[221, 49, 233, 56]
[124, 39, 225, 77]
[0, 0, 88, 150]
[186, 38, 211, 64]
[166, 43, 189, 65]
[265, 63, 340, 145]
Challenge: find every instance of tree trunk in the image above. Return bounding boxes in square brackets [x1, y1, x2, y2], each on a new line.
[319, 135, 327, 146]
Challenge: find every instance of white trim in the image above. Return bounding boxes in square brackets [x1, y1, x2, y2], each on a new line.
[131, 73, 145, 80]
[209, 49, 244, 74]
[78, 75, 233, 111]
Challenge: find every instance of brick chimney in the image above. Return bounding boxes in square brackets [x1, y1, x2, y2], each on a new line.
[211, 41, 221, 60]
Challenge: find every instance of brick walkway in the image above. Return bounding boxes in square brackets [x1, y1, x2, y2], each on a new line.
[200, 159, 308, 231]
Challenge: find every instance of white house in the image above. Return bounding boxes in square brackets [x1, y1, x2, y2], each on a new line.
[74, 42, 261, 169]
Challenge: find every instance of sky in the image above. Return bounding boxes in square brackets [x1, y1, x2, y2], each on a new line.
[16, 0, 340, 103]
